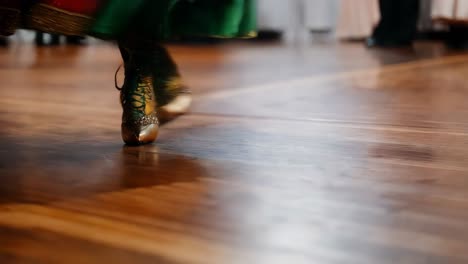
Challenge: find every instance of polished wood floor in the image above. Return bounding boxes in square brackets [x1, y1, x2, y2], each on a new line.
[1, 40, 468, 263]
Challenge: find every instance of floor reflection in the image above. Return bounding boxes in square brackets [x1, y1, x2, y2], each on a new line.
[0, 135, 206, 205]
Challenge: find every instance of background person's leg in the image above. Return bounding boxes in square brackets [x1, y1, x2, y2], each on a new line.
[368, 0, 419, 47]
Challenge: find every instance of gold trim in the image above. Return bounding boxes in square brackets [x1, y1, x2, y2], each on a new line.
[36, 4, 91, 19]
[205, 31, 258, 39]
[26, 3, 93, 36]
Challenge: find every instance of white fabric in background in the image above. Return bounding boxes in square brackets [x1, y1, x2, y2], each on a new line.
[335, 0, 380, 39]
[304, 0, 337, 31]
[432, 0, 456, 19]
[257, 0, 337, 31]
[432, 0, 468, 20]
[256, 0, 456, 40]
[419, 0, 434, 31]
[257, 0, 293, 31]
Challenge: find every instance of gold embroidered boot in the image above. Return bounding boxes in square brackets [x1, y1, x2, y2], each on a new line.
[119, 43, 191, 125]
[118, 47, 159, 145]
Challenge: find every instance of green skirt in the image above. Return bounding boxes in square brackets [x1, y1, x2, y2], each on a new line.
[0, 0, 256, 40]
[92, 0, 256, 40]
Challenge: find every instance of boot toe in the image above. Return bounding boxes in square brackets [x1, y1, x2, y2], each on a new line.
[122, 123, 159, 145]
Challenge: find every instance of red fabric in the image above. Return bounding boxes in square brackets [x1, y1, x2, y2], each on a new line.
[41, 0, 101, 15]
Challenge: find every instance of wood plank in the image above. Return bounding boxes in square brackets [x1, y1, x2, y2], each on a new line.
[1, 41, 468, 263]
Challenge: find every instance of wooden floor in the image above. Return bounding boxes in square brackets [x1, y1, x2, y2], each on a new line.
[2, 40, 468, 263]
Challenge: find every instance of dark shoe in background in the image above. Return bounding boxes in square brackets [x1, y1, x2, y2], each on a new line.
[35, 32, 87, 46]
[365, 37, 412, 48]
[50, 34, 60, 45]
[35, 31, 61, 46]
[65, 36, 86, 45]
[255, 30, 282, 41]
[0, 36, 8, 46]
[444, 25, 468, 50]
[368, 0, 419, 49]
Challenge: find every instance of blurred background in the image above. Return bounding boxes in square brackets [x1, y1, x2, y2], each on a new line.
[2, 0, 468, 48]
